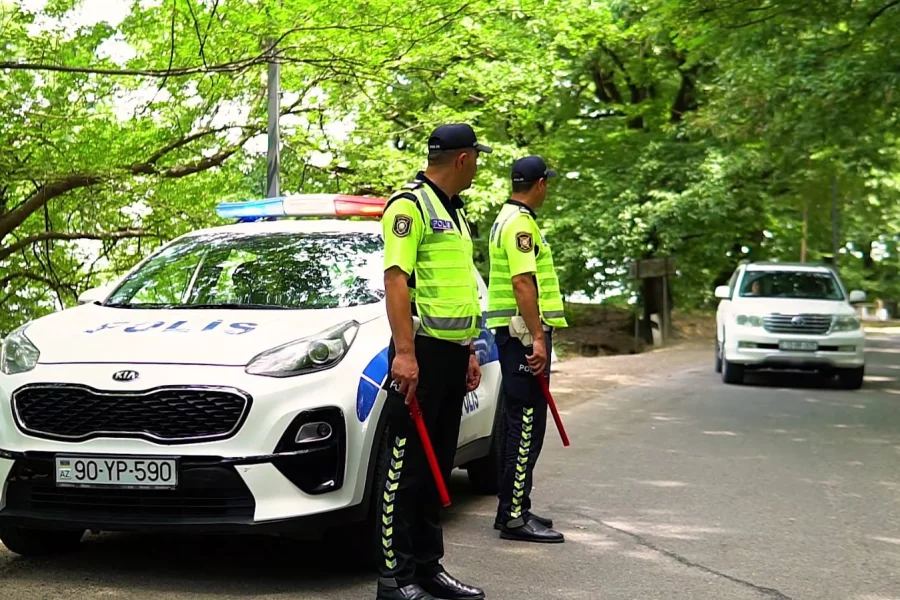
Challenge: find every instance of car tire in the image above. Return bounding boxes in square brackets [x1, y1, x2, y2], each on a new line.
[722, 357, 744, 385]
[0, 525, 84, 557]
[714, 338, 723, 374]
[837, 366, 865, 390]
[464, 389, 505, 495]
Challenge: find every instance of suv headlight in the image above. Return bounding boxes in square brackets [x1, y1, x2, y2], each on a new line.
[1, 325, 40, 375]
[246, 321, 360, 378]
[832, 315, 861, 332]
[735, 314, 764, 327]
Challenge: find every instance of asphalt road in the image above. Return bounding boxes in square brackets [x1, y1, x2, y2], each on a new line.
[2, 334, 899, 600]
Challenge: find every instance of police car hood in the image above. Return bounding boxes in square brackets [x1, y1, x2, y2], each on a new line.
[26, 303, 386, 366]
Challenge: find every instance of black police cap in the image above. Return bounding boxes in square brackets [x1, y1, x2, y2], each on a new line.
[427, 123, 493, 154]
[511, 155, 558, 183]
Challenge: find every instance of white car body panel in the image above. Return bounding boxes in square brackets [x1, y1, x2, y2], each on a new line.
[0, 217, 503, 533]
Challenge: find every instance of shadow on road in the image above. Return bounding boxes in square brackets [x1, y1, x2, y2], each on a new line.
[0, 473, 490, 597]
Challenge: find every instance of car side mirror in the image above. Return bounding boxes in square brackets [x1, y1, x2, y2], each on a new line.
[714, 285, 731, 300]
[77, 285, 111, 305]
[848, 290, 867, 304]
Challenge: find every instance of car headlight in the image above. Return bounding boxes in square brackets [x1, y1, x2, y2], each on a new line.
[245, 321, 360, 378]
[1, 325, 40, 375]
[832, 315, 861, 332]
[735, 314, 764, 327]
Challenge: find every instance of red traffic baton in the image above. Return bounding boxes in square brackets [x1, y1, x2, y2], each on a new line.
[407, 394, 451, 507]
[536, 372, 570, 447]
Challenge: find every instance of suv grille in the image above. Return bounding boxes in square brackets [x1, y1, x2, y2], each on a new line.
[763, 314, 832, 335]
[12, 385, 250, 443]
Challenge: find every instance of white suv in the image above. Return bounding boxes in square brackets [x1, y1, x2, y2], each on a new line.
[0, 194, 503, 557]
[714, 262, 866, 388]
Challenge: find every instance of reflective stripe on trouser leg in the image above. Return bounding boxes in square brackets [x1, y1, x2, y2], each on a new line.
[509, 406, 534, 522]
[382, 435, 407, 570]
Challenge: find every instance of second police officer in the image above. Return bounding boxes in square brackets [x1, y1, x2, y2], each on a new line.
[375, 124, 491, 600]
[486, 155, 568, 544]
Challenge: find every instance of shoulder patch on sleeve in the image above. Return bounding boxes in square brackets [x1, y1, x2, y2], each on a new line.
[392, 214, 413, 237]
[515, 232, 534, 253]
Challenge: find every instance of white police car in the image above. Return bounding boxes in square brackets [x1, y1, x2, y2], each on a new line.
[0, 195, 503, 557]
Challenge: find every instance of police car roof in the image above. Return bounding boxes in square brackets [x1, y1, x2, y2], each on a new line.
[745, 261, 833, 273]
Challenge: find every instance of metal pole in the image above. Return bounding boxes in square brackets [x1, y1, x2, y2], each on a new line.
[266, 56, 280, 198]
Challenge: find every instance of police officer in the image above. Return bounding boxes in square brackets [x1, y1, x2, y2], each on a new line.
[375, 123, 490, 600]
[486, 155, 568, 544]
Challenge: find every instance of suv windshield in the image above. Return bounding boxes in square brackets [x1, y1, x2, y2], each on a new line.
[739, 270, 844, 301]
[105, 231, 385, 309]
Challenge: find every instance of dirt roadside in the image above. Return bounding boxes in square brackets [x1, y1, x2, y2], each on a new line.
[551, 338, 711, 410]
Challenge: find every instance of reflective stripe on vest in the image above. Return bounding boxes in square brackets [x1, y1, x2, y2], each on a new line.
[392, 183, 481, 341]
[486, 203, 568, 330]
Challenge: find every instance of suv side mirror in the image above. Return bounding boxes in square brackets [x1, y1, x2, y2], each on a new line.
[848, 290, 867, 304]
[714, 285, 731, 300]
[77, 285, 112, 306]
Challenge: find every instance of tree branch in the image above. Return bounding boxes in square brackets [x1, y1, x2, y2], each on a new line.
[0, 229, 157, 263]
[868, 0, 900, 25]
[0, 175, 104, 240]
[130, 126, 239, 174]
[0, 271, 61, 291]
[160, 130, 257, 178]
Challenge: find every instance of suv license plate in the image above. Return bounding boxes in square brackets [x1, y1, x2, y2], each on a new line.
[779, 340, 818, 352]
[55, 456, 177, 488]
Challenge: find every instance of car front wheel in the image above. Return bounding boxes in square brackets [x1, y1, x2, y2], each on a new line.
[714, 338, 723, 373]
[837, 366, 865, 390]
[722, 357, 745, 385]
[0, 525, 84, 557]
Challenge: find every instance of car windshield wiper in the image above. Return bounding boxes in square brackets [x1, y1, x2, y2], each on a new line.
[175, 303, 293, 310]
[102, 302, 174, 309]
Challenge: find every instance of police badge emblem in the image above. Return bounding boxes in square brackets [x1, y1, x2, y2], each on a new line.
[393, 214, 412, 237]
[516, 232, 534, 253]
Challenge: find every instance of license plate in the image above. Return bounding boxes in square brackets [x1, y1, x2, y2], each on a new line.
[779, 340, 818, 351]
[55, 456, 177, 488]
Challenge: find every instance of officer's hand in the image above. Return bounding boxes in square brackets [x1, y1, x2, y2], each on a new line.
[466, 355, 481, 392]
[527, 338, 547, 376]
[392, 351, 419, 405]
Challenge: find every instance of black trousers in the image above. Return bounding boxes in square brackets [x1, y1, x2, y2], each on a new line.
[495, 327, 552, 527]
[376, 334, 470, 587]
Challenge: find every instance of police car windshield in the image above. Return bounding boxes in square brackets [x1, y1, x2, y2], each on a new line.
[739, 270, 844, 300]
[104, 231, 385, 309]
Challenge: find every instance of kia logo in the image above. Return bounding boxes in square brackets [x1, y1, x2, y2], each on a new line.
[112, 370, 140, 382]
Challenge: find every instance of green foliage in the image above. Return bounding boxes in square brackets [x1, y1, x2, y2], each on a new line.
[1, 0, 899, 335]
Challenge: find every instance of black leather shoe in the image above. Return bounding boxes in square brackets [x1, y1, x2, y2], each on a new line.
[376, 582, 436, 600]
[494, 511, 553, 530]
[500, 519, 564, 544]
[418, 571, 485, 600]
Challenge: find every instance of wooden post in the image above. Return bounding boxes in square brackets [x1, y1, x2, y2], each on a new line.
[661, 273, 669, 342]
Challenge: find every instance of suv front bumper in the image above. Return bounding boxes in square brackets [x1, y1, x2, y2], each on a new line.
[0, 446, 363, 535]
[724, 329, 865, 370]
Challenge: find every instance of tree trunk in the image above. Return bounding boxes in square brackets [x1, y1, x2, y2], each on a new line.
[800, 202, 809, 263]
[830, 174, 839, 269]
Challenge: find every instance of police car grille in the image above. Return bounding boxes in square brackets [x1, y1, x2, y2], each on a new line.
[763, 314, 832, 335]
[12, 385, 250, 443]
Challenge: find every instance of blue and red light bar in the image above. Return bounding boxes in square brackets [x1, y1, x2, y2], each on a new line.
[215, 194, 387, 221]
